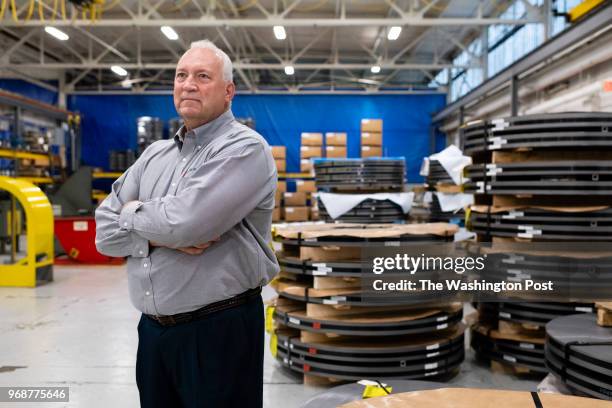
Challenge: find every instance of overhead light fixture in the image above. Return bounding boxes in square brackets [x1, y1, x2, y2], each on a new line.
[44, 26, 69, 41]
[370, 65, 381, 74]
[284, 65, 294, 75]
[161, 26, 179, 41]
[273, 26, 287, 40]
[388, 26, 402, 40]
[111, 65, 128, 77]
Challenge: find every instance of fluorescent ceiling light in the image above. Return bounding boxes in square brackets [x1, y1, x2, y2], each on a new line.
[161, 26, 179, 40]
[44, 26, 69, 41]
[370, 65, 381, 74]
[284, 65, 294, 75]
[273, 26, 287, 40]
[111, 65, 128, 77]
[388, 26, 402, 40]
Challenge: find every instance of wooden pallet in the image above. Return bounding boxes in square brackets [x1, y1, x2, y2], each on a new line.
[497, 320, 543, 336]
[596, 302, 612, 327]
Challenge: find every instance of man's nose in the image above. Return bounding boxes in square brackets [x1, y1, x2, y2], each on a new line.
[183, 75, 198, 91]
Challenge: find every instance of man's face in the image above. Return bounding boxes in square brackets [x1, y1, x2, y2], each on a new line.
[173, 48, 235, 129]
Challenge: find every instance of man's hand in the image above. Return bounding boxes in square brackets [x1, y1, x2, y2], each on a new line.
[150, 237, 221, 255]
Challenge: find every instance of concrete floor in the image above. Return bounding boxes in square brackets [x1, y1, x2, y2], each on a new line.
[0, 265, 539, 408]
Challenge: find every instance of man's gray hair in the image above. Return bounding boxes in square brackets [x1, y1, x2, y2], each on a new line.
[189, 40, 233, 83]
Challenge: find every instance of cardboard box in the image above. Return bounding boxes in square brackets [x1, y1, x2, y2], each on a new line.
[300, 146, 323, 159]
[275, 158, 286, 173]
[300, 159, 313, 173]
[283, 192, 308, 206]
[296, 180, 316, 193]
[310, 207, 319, 221]
[272, 207, 281, 222]
[274, 189, 283, 207]
[361, 146, 383, 157]
[360, 118, 383, 132]
[325, 132, 347, 146]
[270, 145, 286, 159]
[301, 132, 323, 146]
[325, 145, 347, 158]
[361, 132, 382, 146]
[277, 180, 287, 192]
[284, 206, 309, 222]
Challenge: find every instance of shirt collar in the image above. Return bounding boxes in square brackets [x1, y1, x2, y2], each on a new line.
[173, 109, 235, 148]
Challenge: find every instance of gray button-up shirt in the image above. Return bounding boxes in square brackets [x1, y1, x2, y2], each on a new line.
[95, 110, 280, 315]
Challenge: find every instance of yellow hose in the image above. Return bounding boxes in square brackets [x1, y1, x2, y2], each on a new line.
[24, 0, 35, 21]
[9, 0, 18, 21]
[38, 0, 45, 21]
[51, 0, 58, 21]
[0, 0, 7, 20]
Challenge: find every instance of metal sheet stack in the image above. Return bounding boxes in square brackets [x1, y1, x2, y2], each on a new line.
[461, 112, 612, 376]
[314, 158, 408, 223]
[267, 223, 465, 384]
[545, 313, 612, 400]
[419, 146, 473, 225]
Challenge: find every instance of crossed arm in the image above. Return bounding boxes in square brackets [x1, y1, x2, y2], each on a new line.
[95, 142, 274, 258]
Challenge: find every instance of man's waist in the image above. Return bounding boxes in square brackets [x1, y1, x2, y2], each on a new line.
[145, 287, 262, 327]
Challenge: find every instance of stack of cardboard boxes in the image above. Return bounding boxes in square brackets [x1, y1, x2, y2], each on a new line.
[284, 179, 317, 222]
[325, 132, 347, 158]
[300, 132, 323, 174]
[271, 145, 286, 174]
[360, 119, 383, 158]
[270, 146, 286, 223]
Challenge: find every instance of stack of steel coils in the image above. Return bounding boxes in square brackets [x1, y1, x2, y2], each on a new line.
[315, 158, 408, 224]
[462, 112, 612, 377]
[545, 313, 612, 400]
[268, 223, 465, 383]
[314, 158, 405, 192]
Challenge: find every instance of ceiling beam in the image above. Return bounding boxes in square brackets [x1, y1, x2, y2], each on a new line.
[2, 16, 539, 27]
[1, 62, 473, 70]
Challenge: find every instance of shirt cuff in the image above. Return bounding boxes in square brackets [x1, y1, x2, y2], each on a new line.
[119, 200, 143, 231]
[131, 232, 149, 258]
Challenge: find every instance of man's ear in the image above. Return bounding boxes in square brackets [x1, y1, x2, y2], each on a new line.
[226, 82, 236, 102]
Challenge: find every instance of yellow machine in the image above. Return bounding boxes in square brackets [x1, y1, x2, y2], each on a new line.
[0, 177, 54, 287]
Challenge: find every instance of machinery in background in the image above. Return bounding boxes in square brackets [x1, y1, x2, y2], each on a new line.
[50, 166, 122, 264]
[136, 116, 163, 156]
[0, 177, 54, 287]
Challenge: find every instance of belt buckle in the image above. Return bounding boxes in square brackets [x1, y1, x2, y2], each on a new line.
[158, 315, 176, 326]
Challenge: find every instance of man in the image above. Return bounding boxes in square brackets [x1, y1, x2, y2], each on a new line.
[95, 40, 279, 408]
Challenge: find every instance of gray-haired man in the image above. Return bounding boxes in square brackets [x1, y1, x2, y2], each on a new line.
[95, 40, 279, 408]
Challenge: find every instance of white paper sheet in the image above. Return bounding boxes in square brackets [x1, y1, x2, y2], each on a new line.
[318, 192, 415, 219]
[429, 144, 472, 185]
[435, 192, 474, 212]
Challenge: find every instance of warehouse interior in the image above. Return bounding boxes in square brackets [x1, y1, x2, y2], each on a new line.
[1, 0, 612, 407]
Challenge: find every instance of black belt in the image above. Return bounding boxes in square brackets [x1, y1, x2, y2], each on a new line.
[145, 287, 262, 327]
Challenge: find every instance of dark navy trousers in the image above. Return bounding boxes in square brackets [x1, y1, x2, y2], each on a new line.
[136, 295, 264, 408]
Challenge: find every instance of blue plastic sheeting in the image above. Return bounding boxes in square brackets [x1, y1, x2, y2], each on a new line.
[68, 93, 445, 182]
[0, 79, 58, 106]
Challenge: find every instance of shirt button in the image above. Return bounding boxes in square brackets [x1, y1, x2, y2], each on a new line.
[139, 250, 144, 255]
[171, 182, 176, 187]
[123, 222, 128, 227]
[143, 263, 148, 268]
[182, 158, 187, 162]
[145, 291, 151, 296]
[196, 145, 201, 149]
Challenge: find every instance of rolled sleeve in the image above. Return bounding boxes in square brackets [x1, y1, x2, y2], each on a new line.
[119, 200, 144, 230]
